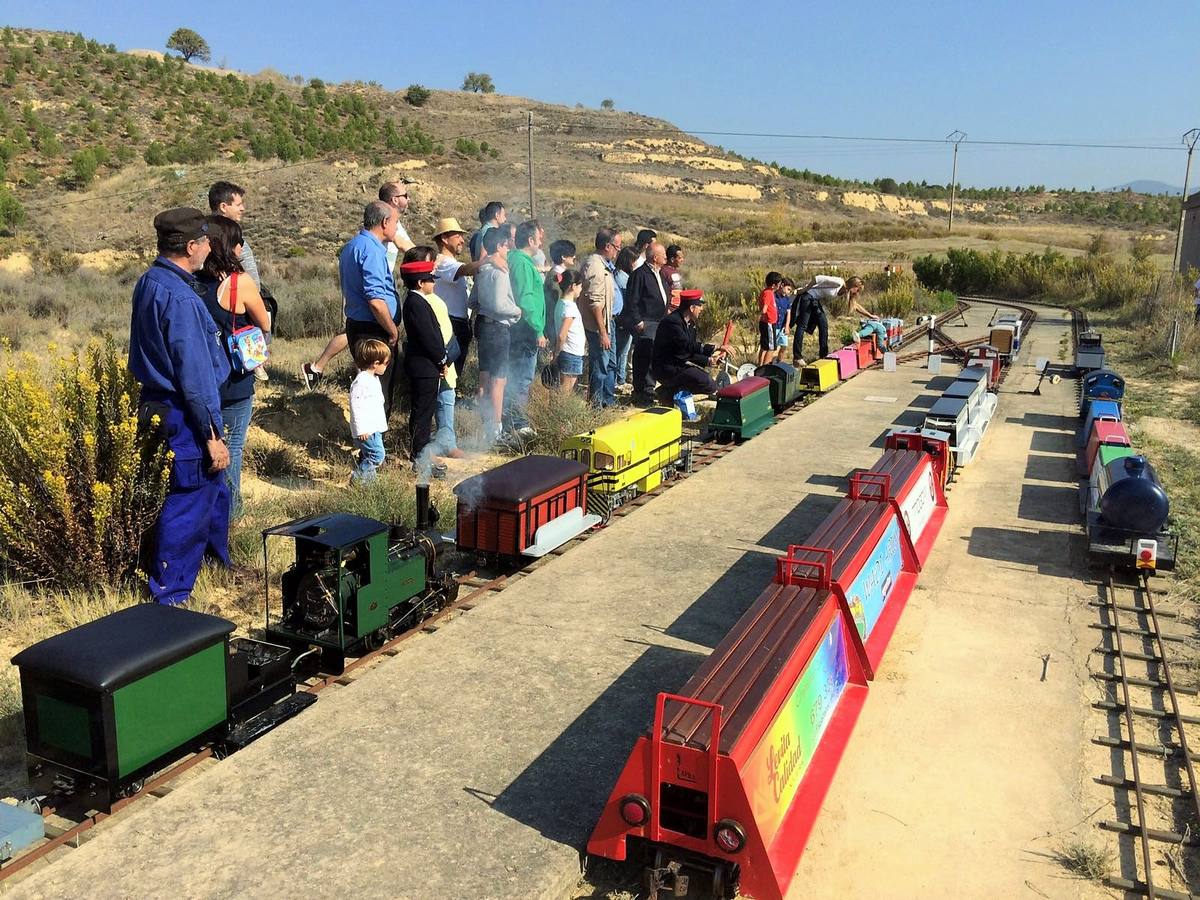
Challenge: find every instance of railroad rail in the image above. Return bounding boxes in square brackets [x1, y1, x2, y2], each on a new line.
[1092, 571, 1200, 899]
[0, 297, 1003, 884]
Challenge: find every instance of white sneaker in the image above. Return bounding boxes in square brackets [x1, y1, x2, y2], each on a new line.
[795, 358, 808, 368]
[254, 367, 269, 382]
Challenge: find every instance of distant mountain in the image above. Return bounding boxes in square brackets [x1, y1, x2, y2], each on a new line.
[1110, 180, 1184, 195]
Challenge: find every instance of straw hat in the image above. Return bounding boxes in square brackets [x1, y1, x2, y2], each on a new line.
[432, 216, 468, 238]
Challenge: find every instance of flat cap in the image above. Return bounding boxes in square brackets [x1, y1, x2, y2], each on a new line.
[154, 207, 208, 243]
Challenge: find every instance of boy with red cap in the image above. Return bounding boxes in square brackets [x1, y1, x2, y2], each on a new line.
[400, 250, 449, 478]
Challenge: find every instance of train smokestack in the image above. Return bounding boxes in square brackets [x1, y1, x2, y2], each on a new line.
[416, 484, 432, 530]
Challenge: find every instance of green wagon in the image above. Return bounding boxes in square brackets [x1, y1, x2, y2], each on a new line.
[12, 604, 234, 810]
[710, 375, 776, 442]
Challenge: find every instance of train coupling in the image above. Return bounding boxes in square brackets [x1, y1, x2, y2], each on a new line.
[644, 859, 689, 897]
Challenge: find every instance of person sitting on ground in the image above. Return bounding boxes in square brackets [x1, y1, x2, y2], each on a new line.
[504, 221, 548, 438]
[469, 200, 506, 261]
[791, 272, 864, 366]
[472, 224, 521, 443]
[542, 239, 577, 344]
[349, 338, 391, 483]
[757, 271, 782, 366]
[651, 289, 730, 404]
[553, 270, 586, 394]
[196, 214, 271, 521]
[400, 252, 449, 478]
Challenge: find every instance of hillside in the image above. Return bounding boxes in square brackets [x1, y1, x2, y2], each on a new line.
[0, 26, 1182, 270]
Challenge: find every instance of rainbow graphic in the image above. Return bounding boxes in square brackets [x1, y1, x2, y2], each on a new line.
[743, 613, 850, 845]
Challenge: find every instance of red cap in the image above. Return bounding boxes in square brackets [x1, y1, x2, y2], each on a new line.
[679, 289, 705, 305]
[399, 259, 436, 275]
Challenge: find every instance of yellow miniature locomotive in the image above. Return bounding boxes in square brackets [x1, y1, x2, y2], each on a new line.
[561, 407, 691, 522]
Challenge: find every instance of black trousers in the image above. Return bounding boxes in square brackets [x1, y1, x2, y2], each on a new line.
[450, 315, 472, 382]
[792, 298, 829, 361]
[632, 331, 657, 398]
[408, 374, 440, 461]
[346, 317, 400, 421]
[654, 365, 719, 403]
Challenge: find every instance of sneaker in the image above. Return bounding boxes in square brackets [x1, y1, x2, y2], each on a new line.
[794, 358, 807, 368]
[254, 366, 269, 382]
[300, 363, 323, 390]
[432, 462, 448, 479]
[516, 425, 536, 439]
[615, 383, 633, 394]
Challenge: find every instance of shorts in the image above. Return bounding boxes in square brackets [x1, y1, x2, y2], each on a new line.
[557, 350, 584, 376]
[758, 320, 777, 351]
[475, 316, 511, 375]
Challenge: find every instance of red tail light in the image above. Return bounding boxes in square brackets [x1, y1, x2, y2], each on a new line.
[714, 818, 746, 853]
[619, 794, 650, 827]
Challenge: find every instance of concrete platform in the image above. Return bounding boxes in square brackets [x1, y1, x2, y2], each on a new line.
[11, 304, 1031, 900]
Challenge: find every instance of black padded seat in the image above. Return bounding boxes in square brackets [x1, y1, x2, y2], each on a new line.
[454, 455, 588, 505]
[12, 604, 234, 692]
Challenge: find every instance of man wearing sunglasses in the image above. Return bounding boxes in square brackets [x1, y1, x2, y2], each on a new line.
[129, 207, 232, 606]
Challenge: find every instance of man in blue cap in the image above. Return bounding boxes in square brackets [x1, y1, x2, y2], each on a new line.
[129, 207, 232, 605]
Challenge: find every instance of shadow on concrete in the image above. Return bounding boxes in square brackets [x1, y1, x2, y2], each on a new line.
[663, 551, 773, 648]
[1024, 453, 1075, 483]
[923, 376, 956, 392]
[891, 409, 928, 429]
[1003, 411, 1069, 430]
[965, 526, 1083, 578]
[906, 393, 940, 410]
[1030, 429, 1075, 455]
[806, 473, 849, 489]
[758, 493, 843, 552]
[1018, 483, 1081, 526]
[484, 641, 707, 849]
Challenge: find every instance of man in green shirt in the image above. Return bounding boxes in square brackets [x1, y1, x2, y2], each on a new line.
[503, 220, 549, 437]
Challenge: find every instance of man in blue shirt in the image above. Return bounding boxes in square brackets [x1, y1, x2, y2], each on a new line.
[341, 200, 402, 419]
[129, 207, 232, 605]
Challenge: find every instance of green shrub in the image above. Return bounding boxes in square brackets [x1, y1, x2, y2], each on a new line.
[0, 186, 25, 233]
[143, 141, 168, 165]
[404, 84, 431, 106]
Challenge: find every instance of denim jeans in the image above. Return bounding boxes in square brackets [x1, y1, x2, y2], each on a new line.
[431, 383, 457, 455]
[221, 395, 254, 520]
[352, 432, 386, 482]
[614, 323, 633, 386]
[585, 325, 616, 407]
[503, 326, 539, 430]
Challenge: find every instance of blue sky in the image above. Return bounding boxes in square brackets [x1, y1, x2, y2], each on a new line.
[4, 0, 1197, 190]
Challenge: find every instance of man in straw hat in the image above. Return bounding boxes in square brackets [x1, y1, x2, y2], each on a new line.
[432, 215, 487, 382]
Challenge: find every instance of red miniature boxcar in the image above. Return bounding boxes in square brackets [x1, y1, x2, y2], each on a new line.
[588, 498, 921, 900]
[454, 455, 594, 559]
[850, 448, 948, 566]
[854, 339, 874, 368]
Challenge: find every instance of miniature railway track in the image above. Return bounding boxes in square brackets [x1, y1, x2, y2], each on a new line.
[0, 297, 1000, 884]
[1092, 572, 1200, 899]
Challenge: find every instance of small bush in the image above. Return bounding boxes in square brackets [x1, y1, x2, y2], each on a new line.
[0, 339, 171, 588]
[71, 147, 99, 187]
[523, 383, 620, 455]
[404, 84, 431, 107]
[0, 185, 25, 233]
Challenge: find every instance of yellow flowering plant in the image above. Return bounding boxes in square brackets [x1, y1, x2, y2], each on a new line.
[0, 339, 170, 588]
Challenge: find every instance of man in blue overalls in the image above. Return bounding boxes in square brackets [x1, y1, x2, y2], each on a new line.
[129, 208, 232, 605]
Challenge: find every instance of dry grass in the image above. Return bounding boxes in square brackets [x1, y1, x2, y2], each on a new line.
[1053, 840, 1113, 881]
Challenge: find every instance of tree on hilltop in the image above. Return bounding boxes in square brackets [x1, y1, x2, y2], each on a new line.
[461, 72, 495, 94]
[166, 28, 211, 63]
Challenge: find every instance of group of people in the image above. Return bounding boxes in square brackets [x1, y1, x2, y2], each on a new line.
[125, 181, 890, 607]
[757, 271, 886, 367]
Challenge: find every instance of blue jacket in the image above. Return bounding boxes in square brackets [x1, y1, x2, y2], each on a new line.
[129, 257, 230, 442]
[340, 229, 397, 322]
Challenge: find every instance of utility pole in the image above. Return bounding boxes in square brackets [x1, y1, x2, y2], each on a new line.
[526, 112, 536, 218]
[946, 130, 966, 233]
[1172, 127, 1199, 274]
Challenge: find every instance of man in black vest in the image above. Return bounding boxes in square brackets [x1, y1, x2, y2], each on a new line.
[651, 289, 728, 404]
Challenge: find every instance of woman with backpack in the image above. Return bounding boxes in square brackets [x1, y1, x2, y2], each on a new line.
[198, 214, 272, 520]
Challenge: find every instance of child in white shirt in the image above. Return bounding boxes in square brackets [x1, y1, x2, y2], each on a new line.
[349, 338, 391, 482]
[554, 271, 586, 393]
